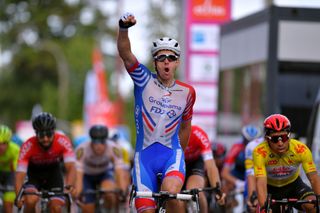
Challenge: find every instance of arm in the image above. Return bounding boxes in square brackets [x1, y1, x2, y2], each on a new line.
[205, 159, 221, 187]
[117, 13, 137, 70]
[115, 167, 127, 192]
[306, 172, 320, 195]
[247, 174, 256, 199]
[64, 162, 76, 189]
[179, 120, 191, 151]
[256, 177, 268, 207]
[221, 165, 239, 187]
[75, 170, 83, 197]
[15, 171, 26, 195]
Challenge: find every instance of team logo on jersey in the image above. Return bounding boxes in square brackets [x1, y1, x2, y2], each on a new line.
[161, 96, 172, 103]
[151, 106, 165, 114]
[76, 148, 84, 160]
[113, 147, 121, 158]
[295, 144, 306, 154]
[167, 110, 176, 118]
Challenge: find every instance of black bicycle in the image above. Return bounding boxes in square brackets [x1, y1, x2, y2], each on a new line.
[16, 187, 72, 213]
[182, 182, 223, 213]
[264, 193, 320, 213]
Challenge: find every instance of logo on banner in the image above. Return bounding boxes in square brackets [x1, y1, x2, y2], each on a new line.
[191, 0, 229, 21]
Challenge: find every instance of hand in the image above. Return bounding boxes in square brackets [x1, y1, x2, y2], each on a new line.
[215, 192, 226, 205]
[246, 198, 258, 213]
[259, 205, 272, 213]
[119, 12, 136, 29]
[118, 189, 127, 203]
[14, 196, 24, 209]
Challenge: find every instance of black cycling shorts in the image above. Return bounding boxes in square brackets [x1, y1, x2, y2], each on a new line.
[267, 176, 314, 212]
[185, 157, 205, 178]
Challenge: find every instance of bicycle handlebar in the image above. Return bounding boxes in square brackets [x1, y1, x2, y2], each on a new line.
[135, 191, 193, 201]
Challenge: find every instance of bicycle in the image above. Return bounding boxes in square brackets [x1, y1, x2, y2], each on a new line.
[181, 183, 223, 213]
[129, 184, 195, 213]
[264, 193, 320, 213]
[16, 187, 72, 213]
[78, 188, 125, 213]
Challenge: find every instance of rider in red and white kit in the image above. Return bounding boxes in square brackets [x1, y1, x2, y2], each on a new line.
[184, 125, 225, 212]
[15, 112, 76, 213]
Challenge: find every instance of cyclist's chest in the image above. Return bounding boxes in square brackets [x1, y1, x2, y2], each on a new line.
[140, 81, 187, 119]
[265, 152, 301, 176]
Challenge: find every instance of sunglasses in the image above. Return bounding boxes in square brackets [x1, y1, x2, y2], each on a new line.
[154, 54, 179, 62]
[266, 134, 290, 143]
[36, 130, 54, 138]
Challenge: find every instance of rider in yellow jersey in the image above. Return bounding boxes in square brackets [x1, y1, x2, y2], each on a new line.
[0, 125, 20, 213]
[253, 114, 320, 213]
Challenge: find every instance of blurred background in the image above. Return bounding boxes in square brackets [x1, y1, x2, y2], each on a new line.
[0, 0, 319, 147]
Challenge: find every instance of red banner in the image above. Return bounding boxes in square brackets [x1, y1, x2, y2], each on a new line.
[83, 48, 119, 130]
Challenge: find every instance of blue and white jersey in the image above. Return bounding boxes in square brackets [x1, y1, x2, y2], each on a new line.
[127, 61, 196, 151]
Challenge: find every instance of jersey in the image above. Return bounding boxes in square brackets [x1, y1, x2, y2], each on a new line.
[184, 125, 213, 163]
[0, 142, 20, 172]
[253, 139, 317, 187]
[127, 61, 196, 151]
[245, 137, 264, 177]
[224, 142, 246, 180]
[17, 132, 75, 173]
[75, 140, 125, 175]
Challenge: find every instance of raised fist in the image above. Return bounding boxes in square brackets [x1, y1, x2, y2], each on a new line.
[119, 12, 136, 29]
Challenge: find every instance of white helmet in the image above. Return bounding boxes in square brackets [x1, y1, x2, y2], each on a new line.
[151, 37, 181, 57]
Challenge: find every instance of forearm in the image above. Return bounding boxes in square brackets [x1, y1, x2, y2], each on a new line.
[117, 30, 135, 69]
[247, 175, 256, 197]
[15, 171, 26, 195]
[75, 170, 83, 192]
[115, 168, 127, 192]
[307, 172, 320, 194]
[256, 177, 267, 206]
[221, 166, 238, 185]
[179, 121, 191, 151]
[64, 162, 76, 187]
[206, 160, 221, 187]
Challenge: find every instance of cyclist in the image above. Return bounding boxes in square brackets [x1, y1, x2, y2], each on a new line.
[184, 125, 225, 213]
[109, 128, 133, 195]
[15, 112, 76, 213]
[211, 142, 227, 174]
[253, 114, 320, 213]
[244, 136, 264, 212]
[221, 124, 261, 212]
[0, 125, 20, 213]
[117, 12, 196, 213]
[74, 124, 127, 213]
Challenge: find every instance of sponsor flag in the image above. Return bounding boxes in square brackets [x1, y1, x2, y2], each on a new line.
[83, 48, 119, 131]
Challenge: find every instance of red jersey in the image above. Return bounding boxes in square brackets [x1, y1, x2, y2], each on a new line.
[184, 125, 213, 163]
[17, 132, 75, 173]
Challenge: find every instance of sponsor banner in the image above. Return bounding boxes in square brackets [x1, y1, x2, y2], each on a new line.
[189, 53, 219, 82]
[83, 48, 119, 131]
[190, 0, 230, 22]
[193, 84, 218, 112]
[190, 24, 220, 52]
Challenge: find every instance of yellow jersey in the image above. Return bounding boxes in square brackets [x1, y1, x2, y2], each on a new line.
[253, 139, 317, 187]
[0, 142, 20, 172]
